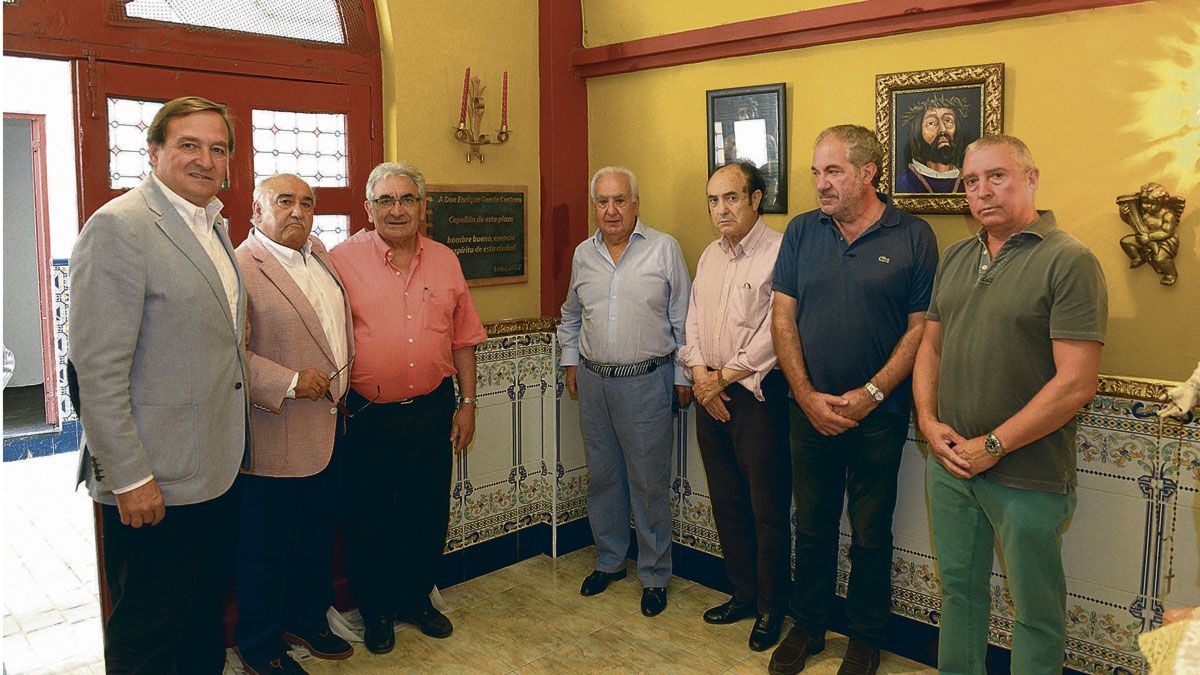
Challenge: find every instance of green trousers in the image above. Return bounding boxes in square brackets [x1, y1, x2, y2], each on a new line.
[927, 458, 1077, 675]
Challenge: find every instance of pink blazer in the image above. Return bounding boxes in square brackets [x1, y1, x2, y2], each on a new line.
[236, 234, 354, 477]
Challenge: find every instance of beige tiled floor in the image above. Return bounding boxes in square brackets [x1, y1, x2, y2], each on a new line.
[307, 548, 935, 674]
[1, 452, 933, 674]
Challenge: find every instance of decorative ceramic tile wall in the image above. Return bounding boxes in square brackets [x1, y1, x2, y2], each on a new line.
[667, 377, 1198, 674]
[452, 330, 556, 553]
[52, 260, 75, 423]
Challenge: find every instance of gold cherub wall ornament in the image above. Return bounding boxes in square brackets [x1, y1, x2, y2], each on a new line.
[1117, 182, 1185, 285]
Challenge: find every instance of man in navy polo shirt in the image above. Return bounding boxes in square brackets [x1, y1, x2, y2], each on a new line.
[767, 125, 938, 675]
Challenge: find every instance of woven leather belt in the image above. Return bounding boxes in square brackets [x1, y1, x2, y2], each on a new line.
[580, 354, 671, 378]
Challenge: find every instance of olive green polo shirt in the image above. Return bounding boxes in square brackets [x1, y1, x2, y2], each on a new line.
[926, 211, 1108, 493]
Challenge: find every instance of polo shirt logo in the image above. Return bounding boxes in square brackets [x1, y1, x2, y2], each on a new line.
[878, 256, 891, 264]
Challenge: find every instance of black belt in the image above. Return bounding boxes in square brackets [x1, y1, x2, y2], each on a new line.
[580, 354, 672, 378]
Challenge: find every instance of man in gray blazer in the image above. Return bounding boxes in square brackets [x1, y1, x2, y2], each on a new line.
[70, 96, 249, 674]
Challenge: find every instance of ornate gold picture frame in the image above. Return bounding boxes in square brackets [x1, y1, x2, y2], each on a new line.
[875, 63, 1004, 214]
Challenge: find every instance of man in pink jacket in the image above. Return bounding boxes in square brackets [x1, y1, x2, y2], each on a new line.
[234, 173, 356, 674]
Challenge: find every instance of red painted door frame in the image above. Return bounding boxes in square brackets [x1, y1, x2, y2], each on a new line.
[4, 112, 59, 428]
[537, 0, 589, 317]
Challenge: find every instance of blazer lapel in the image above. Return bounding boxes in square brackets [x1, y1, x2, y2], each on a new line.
[141, 179, 238, 331]
[247, 236, 338, 365]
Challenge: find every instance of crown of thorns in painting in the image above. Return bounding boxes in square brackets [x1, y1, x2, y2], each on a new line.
[900, 94, 972, 127]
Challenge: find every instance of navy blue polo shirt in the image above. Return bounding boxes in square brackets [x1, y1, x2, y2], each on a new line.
[771, 193, 938, 417]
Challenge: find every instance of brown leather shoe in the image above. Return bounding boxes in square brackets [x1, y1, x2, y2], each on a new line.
[836, 639, 880, 675]
[768, 626, 826, 674]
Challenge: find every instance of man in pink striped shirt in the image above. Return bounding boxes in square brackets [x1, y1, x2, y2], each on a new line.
[329, 162, 487, 653]
[678, 161, 791, 652]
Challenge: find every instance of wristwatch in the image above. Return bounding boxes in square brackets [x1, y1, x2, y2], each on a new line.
[985, 432, 1004, 458]
[458, 396, 477, 409]
[864, 382, 885, 403]
[716, 369, 730, 390]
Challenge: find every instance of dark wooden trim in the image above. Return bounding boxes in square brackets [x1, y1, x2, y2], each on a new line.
[538, 0, 590, 316]
[571, 0, 1150, 78]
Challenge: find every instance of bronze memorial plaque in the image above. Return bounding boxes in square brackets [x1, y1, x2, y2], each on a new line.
[425, 184, 527, 286]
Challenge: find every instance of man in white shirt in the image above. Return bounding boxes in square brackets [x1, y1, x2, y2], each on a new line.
[233, 174, 356, 674]
[71, 96, 249, 673]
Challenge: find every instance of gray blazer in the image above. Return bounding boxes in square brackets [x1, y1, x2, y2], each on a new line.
[70, 176, 250, 506]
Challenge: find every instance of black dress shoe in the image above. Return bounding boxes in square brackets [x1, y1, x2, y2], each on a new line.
[641, 587, 667, 617]
[748, 613, 785, 652]
[282, 628, 354, 660]
[399, 605, 453, 639]
[703, 597, 757, 624]
[768, 626, 825, 675]
[362, 614, 395, 654]
[836, 639, 880, 675]
[579, 568, 627, 596]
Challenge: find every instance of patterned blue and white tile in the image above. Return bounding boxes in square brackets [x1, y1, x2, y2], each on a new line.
[517, 396, 544, 467]
[1061, 590, 1147, 674]
[1159, 499, 1200, 609]
[555, 466, 590, 525]
[1075, 423, 1160, 496]
[464, 402, 518, 479]
[555, 396, 586, 473]
[460, 468, 523, 547]
[1063, 488, 1156, 597]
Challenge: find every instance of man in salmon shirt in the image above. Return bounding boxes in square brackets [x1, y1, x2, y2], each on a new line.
[330, 162, 487, 654]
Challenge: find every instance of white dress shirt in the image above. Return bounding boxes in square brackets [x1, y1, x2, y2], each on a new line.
[251, 228, 349, 400]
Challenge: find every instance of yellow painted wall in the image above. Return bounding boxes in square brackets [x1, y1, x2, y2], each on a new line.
[585, 0, 1200, 380]
[582, 0, 845, 46]
[376, 0, 540, 323]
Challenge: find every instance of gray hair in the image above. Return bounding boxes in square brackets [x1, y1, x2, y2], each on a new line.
[251, 173, 314, 225]
[589, 166, 639, 201]
[965, 134, 1036, 172]
[366, 161, 426, 200]
[815, 124, 885, 188]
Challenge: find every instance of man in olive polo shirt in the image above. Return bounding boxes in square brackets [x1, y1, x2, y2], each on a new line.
[913, 134, 1107, 674]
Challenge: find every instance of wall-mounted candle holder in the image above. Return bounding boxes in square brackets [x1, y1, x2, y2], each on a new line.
[454, 67, 510, 163]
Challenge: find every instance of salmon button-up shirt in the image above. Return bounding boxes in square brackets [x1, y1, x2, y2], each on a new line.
[677, 218, 782, 401]
[330, 229, 487, 402]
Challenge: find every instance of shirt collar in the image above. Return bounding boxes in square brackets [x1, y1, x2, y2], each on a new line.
[719, 217, 767, 256]
[975, 209, 1057, 246]
[369, 228, 425, 267]
[252, 228, 311, 266]
[591, 218, 647, 248]
[151, 172, 223, 235]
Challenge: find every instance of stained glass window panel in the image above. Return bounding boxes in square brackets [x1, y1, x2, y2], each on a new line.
[252, 109, 347, 187]
[108, 97, 164, 189]
[312, 215, 349, 250]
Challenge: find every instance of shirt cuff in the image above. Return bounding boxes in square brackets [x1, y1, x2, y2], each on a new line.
[560, 347, 580, 366]
[112, 475, 154, 494]
[285, 372, 299, 399]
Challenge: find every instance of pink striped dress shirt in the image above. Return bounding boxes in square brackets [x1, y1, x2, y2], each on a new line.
[677, 218, 782, 401]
